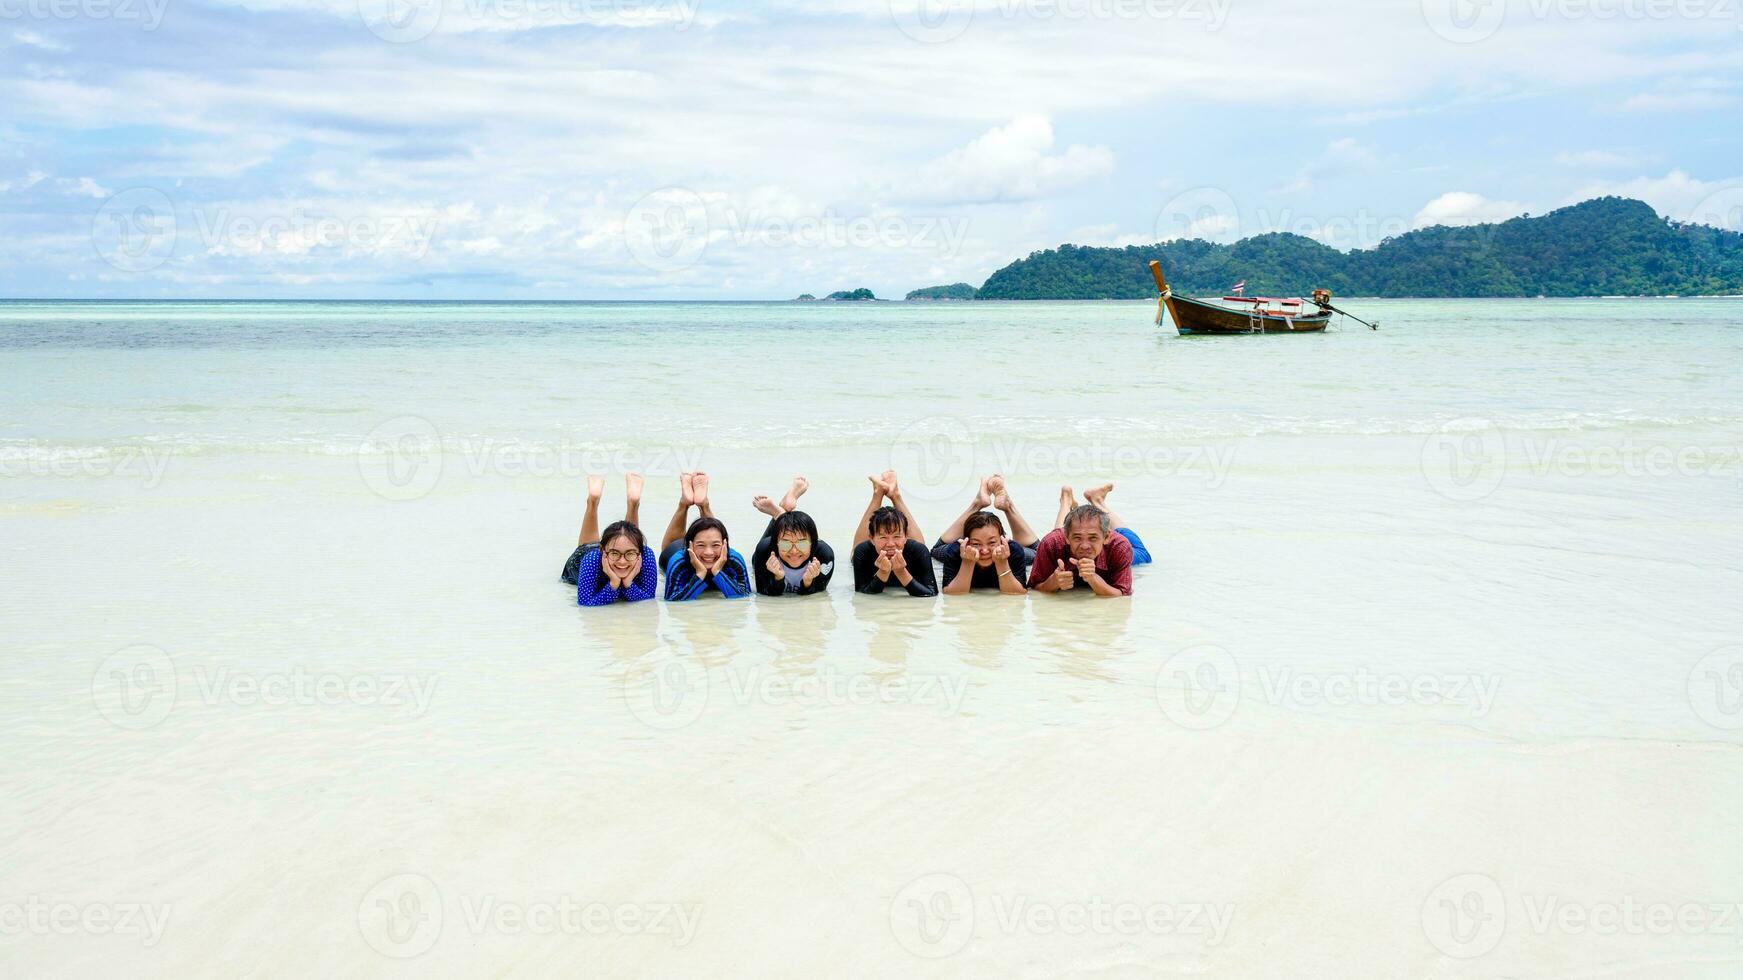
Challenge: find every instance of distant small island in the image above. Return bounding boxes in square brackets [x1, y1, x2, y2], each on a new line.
[906, 283, 978, 301]
[910, 197, 1743, 300]
[795, 288, 877, 301]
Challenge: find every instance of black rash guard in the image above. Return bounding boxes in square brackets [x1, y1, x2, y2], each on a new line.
[750, 517, 836, 596]
[932, 538, 1033, 591]
[852, 539, 938, 597]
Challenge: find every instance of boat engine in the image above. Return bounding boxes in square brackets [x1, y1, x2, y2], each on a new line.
[1311, 288, 1333, 309]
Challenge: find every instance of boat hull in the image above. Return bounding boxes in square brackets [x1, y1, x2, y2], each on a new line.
[1165, 293, 1331, 335]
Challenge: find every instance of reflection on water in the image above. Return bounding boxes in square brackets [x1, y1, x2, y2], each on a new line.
[849, 598, 941, 670]
[755, 598, 837, 669]
[937, 594, 1024, 671]
[658, 600, 753, 667]
[568, 583, 1156, 737]
[1031, 599, 1137, 684]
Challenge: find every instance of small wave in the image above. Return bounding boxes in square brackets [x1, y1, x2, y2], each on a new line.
[4, 410, 1740, 463]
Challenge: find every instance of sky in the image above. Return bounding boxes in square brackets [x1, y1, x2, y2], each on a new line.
[1, 0, 1740, 299]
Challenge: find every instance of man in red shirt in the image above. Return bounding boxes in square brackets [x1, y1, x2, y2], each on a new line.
[1027, 502, 1136, 597]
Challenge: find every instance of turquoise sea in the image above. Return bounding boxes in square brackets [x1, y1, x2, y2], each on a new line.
[2, 298, 1741, 977]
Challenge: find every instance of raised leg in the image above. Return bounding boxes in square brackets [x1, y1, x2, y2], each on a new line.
[883, 470, 925, 543]
[624, 472, 643, 527]
[578, 476, 605, 546]
[998, 493, 1042, 548]
[752, 494, 785, 519]
[780, 475, 809, 513]
[1083, 483, 1124, 530]
[693, 472, 714, 519]
[1054, 485, 1077, 530]
[938, 477, 994, 544]
[662, 475, 693, 551]
[854, 476, 888, 547]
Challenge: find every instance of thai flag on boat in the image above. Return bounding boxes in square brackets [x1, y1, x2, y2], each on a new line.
[1231, 281, 1246, 295]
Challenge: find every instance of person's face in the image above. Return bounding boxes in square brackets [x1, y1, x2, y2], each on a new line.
[602, 534, 642, 579]
[776, 531, 812, 568]
[871, 525, 906, 556]
[1065, 518, 1107, 561]
[689, 528, 726, 566]
[966, 526, 1002, 566]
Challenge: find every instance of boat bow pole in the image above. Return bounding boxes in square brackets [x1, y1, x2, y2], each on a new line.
[1148, 260, 1172, 325]
[1320, 300, 1379, 330]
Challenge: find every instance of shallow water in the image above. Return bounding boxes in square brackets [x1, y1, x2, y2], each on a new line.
[3, 298, 1742, 977]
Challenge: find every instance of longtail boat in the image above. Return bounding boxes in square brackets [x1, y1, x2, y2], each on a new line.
[1148, 259, 1334, 335]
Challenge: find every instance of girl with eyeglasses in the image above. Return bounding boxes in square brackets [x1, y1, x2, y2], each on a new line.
[749, 476, 836, 596]
[563, 474, 657, 606]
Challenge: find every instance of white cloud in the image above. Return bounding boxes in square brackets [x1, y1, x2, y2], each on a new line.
[1278, 137, 1377, 193]
[1619, 89, 1734, 113]
[1614, 74, 1736, 114]
[1064, 222, 1156, 248]
[3, 0, 1742, 296]
[1414, 192, 1527, 228]
[1569, 170, 1743, 226]
[1554, 149, 1641, 169]
[900, 116, 1113, 204]
[60, 177, 111, 199]
[13, 29, 68, 52]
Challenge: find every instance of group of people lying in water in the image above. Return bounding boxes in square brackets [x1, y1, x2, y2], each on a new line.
[561, 471, 1152, 606]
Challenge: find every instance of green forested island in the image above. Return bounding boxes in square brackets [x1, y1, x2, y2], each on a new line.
[905, 282, 979, 301]
[946, 198, 1743, 300]
[795, 288, 877, 301]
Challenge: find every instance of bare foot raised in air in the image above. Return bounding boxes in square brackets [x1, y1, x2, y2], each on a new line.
[869, 473, 893, 499]
[625, 472, 644, 504]
[692, 472, 711, 507]
[680, 472, 697, 506]
[1083, 483, 1115, 508]
[781, 476, 809, 512]
[587, 475, 605, 501]
[1060, 485, 1078, 509]
[752, 494, 781, 518]
[974, 476, 993, 509]
[881, 469, 901, 498]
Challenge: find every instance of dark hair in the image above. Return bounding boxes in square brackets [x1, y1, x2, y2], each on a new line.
[963, 511, 1005, 537]
[1064, 505, 1111, 534]
[599, 521, 645, 553]
[867, 506, 908, 537]
[770, 510, 818, 545]
[686, 516, 729, 544]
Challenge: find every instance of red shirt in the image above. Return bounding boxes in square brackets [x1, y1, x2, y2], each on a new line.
[1027, 528, 1134, 596]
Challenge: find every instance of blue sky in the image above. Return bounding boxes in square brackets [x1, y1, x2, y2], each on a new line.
[2, 0, 1740, 298]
